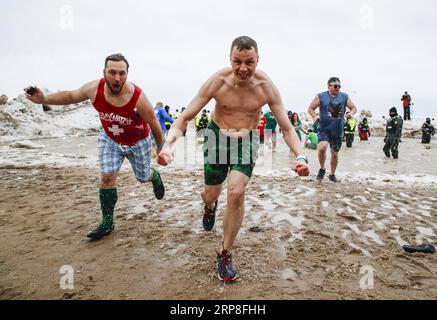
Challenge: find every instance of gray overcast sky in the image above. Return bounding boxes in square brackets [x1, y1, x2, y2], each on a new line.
[1, 0, 436, 116]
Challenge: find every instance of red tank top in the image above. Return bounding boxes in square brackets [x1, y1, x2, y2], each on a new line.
[92, 79, 150, 145]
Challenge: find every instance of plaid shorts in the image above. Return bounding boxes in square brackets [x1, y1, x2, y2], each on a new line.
[98, 131, 152, 183]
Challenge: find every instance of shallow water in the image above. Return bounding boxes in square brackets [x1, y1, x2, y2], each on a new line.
[2, 129, 436, 180]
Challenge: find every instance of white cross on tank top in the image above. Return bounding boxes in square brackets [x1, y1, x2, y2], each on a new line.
[108, 125, 124, 136]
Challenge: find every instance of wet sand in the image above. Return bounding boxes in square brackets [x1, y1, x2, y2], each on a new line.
[0, 134, 436, 300]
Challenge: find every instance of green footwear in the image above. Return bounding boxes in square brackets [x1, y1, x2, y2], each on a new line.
[152, 168, 165, 200]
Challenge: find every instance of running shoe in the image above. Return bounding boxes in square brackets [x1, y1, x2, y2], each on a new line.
[203, 200, 218, 231]
[316, 168, 326, 181]
[328, 174, 338, 182]
[87, 224, 114, 240]
[217, 250, 237, 282]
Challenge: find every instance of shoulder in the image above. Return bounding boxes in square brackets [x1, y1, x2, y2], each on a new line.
[318, 91, 328, 98]
[196, 68, 232, 97]
[209, 68, 231, 88]
[254, 69, 274, 89]
[83, 79, 100, 93]
[254, 70, 280, 101]
[81, 79, 101, 101]
[131, 81, 143, 93]
[340, 92, 349, 99]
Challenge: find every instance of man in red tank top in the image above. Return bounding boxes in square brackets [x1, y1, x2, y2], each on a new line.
[25, 54, 166, 240]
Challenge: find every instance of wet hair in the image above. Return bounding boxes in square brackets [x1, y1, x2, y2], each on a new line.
[230, 36, 258, 56]
[105, 53, 129, 71]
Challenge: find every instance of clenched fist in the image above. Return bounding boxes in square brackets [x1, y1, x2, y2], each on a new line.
[157, 150, 173, 166]
[292, 162, 309, 176]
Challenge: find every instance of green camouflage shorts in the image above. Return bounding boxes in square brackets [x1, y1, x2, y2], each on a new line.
[203, 121, 259, 185]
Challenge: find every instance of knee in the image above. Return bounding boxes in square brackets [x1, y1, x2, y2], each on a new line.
[228, 186, 245, 203]
[202, 192, 214, 204]
[101, 174, 117, 187]
[202, 189, 220, 204]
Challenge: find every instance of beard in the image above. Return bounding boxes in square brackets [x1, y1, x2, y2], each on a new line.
[105, 78, 125, 95]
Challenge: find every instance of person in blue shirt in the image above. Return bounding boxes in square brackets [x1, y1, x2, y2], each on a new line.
[308, 77, 357, 182]
[154, 101, 174, 142]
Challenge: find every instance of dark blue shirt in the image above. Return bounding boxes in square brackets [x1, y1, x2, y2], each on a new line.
[318, 91, 349, 138]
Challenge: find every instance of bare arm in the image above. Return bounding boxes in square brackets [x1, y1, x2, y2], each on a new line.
[346, 97, 358, 116]
[162, 75, 218, 154]
[266, 82, 304, 158]
[136, 93, 164, 151]
[308, 95, 320, 122]
[25, 81, 97, 105]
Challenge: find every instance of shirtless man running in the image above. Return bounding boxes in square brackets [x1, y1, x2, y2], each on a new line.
[158, 36, 309, 282]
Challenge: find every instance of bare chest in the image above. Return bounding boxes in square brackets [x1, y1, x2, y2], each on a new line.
[214, 86, 266, 113]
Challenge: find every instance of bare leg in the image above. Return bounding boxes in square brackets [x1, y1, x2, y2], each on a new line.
[101, 172, 118, 189]
[318, 142, 328, 170]
[330, 149, 339, 175]
[222, 171, 250, 251]
[202, 184, 222, 208]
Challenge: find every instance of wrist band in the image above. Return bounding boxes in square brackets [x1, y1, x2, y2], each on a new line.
[296, 155, 308, 163]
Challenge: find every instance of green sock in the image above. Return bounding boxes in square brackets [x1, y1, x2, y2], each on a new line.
[151, 168, 160, 185]
[99, 188, 117, 229]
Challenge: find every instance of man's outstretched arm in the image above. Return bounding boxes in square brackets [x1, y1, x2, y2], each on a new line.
[265, 82, 309, 176]
[24, 81, 97, 105]
[266, 82, 303, 157]
[158, 74, 220, 165]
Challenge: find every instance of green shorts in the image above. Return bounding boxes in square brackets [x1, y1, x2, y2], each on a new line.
[203, 121, 259, 185]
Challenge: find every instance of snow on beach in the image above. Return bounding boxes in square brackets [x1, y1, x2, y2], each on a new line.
[0, 92, 99, 143]
[0, 91, 431, 142]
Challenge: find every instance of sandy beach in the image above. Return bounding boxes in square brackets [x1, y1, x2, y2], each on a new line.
[2, 0, 437, 302]
[1, 163, 436, 299]
[1, 109, 436, 299]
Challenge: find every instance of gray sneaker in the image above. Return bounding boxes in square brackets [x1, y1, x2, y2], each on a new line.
[316, 169, 326, 181]
[217, 250, 237, 282]
[328, 174, 338, 182]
